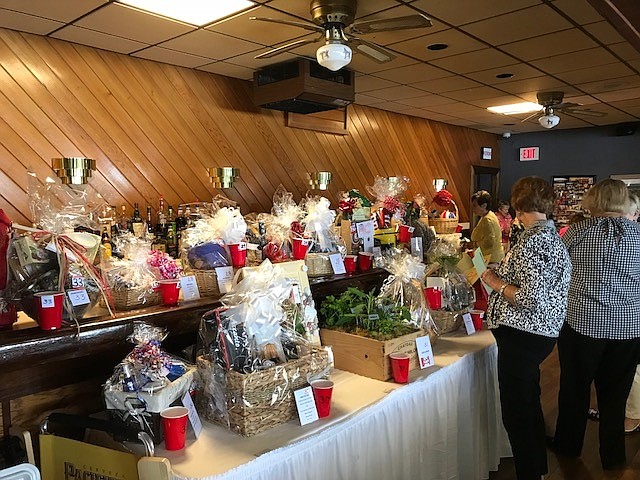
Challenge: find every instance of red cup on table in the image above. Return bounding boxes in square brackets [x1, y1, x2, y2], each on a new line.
[344, 255, 357, 273]
[470, 309, 485, 331]
[389, 353, 410, 383]
[291, 237, 311, 260]
[425, 287, 442, 310]
[34, 291, 65, 330]
[158, 279, 181, 307]
[0, 303, 17, 330]
[397, 224, 413, 244]
[228, 242, 247, 268]
[357, 252, 373, 271]
[311, 379, 334, 418]
[160, 406, 189, 451]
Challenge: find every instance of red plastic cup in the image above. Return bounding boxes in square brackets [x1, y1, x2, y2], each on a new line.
[397, 224, 413, 244]
[34, 291, 65, 330]
[470, 309, 485, 331]
[357, 252, 373, 271]
[344, 255, 357, 273]
[228, 242, 247, 268]
[425, 287, 442, 310]
[0, 303, 17, 329]
[158, 279, 181, 307]
[389, 353, 410, 383]
[311, 379, 334, 418]
[291, 237, 311, 260]
[160, 406, 189, 451]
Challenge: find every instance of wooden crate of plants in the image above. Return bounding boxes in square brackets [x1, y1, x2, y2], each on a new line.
[320, 328, 426, 381]
[319, 286, 435, 382]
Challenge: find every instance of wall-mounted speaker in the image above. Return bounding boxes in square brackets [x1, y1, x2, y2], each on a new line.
[615, 123, 637, 136]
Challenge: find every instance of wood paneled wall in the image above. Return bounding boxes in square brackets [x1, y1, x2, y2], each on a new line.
[0, 28, 499, 226]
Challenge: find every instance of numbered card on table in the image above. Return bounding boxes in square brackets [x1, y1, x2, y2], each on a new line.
[67, 289, 91, 307]
[415, 335, 435, 369]
[215, 266, 235, 294]
[293, 386, 319, 426]
[328, 253, 346, 275]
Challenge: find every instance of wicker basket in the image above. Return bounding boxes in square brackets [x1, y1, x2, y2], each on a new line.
[192, 269, 221, 297]
[102, 287, 161, 311]
[429, 201, 459, 234]
[430, 309, 464, 334]
[305, 253, 334, 277]
[198, 348, 330, 436]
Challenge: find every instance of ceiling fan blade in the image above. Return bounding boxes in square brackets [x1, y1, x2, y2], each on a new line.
[250, 17, 324, 33]
[254, 37, 321, 59]
[349, 14, 432, 35]
[520, 111, 540, 123]
[348, 36, 396, 63]
[562, 108, 607, 118]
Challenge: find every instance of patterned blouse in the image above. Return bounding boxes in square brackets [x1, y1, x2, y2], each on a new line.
[486, 220, 572, 337]
[563, 217, 640, 340]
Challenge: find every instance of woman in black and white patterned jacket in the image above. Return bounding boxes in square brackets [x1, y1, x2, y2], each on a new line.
[548, 179, 640, 471]
[482, 176, 572, 480]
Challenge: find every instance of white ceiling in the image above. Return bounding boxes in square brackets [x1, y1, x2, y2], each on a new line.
[1, 0, 639, 134]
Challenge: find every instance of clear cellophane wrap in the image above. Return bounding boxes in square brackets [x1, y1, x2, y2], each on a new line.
[261, 185, 304, 262]
[378, 249, 436, 334]
[366, 176, 410, 227]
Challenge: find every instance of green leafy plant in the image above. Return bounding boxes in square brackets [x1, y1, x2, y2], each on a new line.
[319, 287, 415, 341]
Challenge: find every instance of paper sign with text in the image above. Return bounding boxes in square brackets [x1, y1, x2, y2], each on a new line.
[40, 295, 55, 308]
[294, 386, 319, 426]
[329, 253, 346, 275]
[180, 275, 201, 301]
[462, 312, 476, 335]
[472, 248, 493, 294]
[415, 335, 435, 369]
[181, 392, 203, 438]
[356, 220, 375, 252]
[215, 266, 235, 294]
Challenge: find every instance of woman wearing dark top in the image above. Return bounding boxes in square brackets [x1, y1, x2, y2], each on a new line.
[548, 179, 640, 470]
[482, 176, 571, 480]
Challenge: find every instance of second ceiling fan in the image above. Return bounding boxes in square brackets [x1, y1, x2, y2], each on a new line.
[251, 0, 432, 71]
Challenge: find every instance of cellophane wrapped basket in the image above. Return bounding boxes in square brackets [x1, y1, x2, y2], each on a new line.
[197, 348, 329, 436]
[107, 287, 160, 311]
[430, 310, 464, 334]
[429, 201, 459, 234]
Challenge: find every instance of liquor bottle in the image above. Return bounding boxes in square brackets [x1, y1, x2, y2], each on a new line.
[166, 205, 178, 257]
[131, 203, 144, 238]
[156, 196, 166, 232]
[110, 225, 124, 259]
[145, 206, 155, 241]
[101, 227, 112, 261]
[184, 205, 194, 229]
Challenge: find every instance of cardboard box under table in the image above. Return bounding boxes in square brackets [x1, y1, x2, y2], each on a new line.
[320, 329, 428, 382]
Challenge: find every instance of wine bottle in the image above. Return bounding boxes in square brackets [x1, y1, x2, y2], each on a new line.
[145, 206, 155, 241]
[101, 227, 112, 261]
[118, 205, 130, 234]
[131, 203, 144, 238]
[166, 205, 178, 257]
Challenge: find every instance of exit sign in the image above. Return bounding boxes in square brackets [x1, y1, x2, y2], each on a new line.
[519, 146, 539, 161]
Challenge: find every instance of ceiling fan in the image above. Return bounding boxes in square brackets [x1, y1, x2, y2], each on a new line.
[251, 0, 432, 71]
[523, 91, 606, 129]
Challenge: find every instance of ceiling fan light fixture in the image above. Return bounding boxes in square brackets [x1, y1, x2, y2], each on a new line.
[316, 43, 352, 71]
[539, 114, 560, 129]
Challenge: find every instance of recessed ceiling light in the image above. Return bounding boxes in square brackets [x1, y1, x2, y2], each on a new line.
[427, 43, 448, 51]
[496, 73, 514, 79]
[117, 0, 254, 26]
[487, 102, 542, 115]
[504, 123, 516, 126]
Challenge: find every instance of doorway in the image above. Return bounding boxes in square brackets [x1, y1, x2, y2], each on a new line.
[470, 165, 500, 230]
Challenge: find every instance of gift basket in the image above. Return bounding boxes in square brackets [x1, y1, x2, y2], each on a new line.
[260, 186, 304, 263]
[0, 209, 18, 329]
[197, 260, 329, 436]
[9, 176, 114, 324]
[336, 190, 373, 254]
[429, 189, 459, 234]
[103, 322, 197, 443]
[425, 238, 475, 334]
[101, 239, 181, 310]
[180, 203, 245, 296]
[367, 176, 410, 249]
[300, 196, 343, 276]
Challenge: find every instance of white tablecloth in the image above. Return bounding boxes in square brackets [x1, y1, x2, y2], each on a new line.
[161, 330, 512, 480]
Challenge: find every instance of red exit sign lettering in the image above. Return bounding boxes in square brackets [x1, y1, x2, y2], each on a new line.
[519, 146, 540, 161]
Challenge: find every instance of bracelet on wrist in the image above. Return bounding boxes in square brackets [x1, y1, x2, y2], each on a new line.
[499, 283, 508, 296]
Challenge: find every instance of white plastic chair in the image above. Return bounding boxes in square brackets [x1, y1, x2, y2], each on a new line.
[0, 463, 40, 479]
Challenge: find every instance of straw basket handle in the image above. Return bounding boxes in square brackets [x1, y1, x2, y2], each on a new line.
[429, 199, 459, 219]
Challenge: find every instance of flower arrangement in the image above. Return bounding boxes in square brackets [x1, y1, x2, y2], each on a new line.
[147, 250, 182, 279]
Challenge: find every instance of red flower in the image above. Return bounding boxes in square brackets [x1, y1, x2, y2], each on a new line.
[433, 190, 454, 208]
